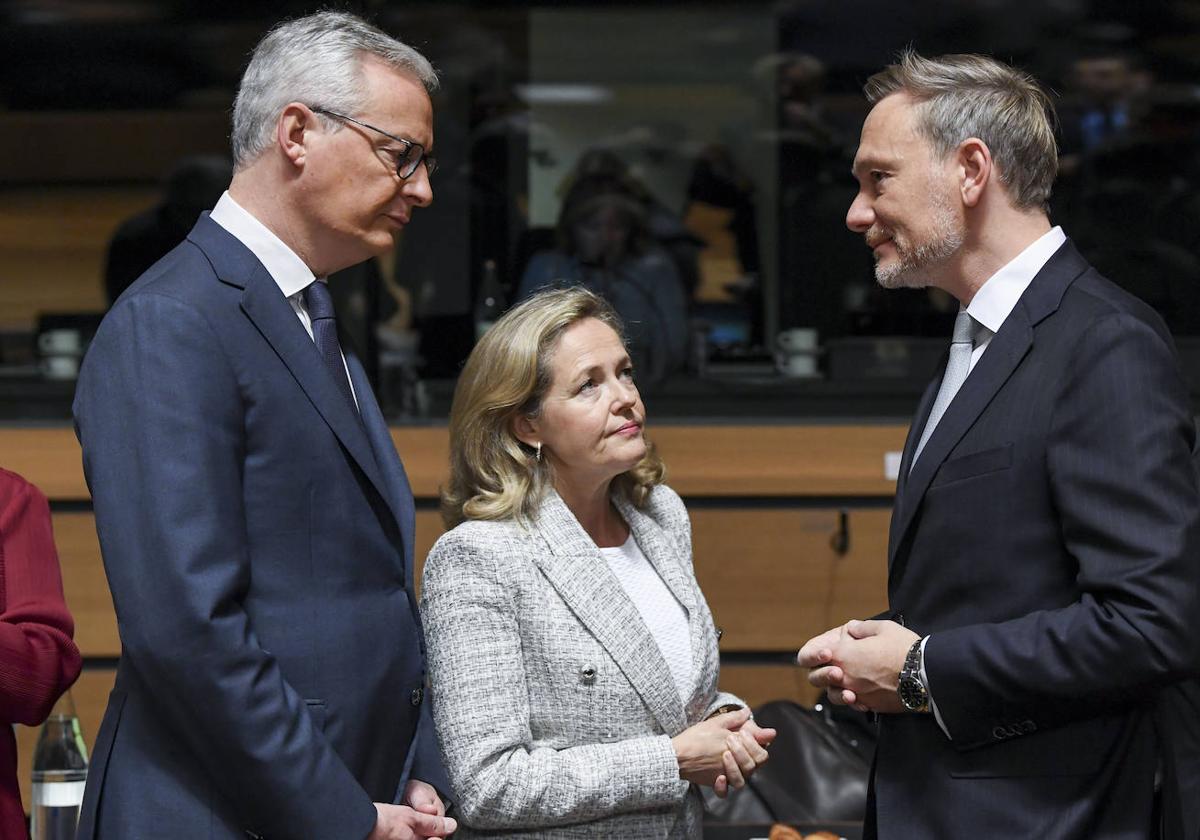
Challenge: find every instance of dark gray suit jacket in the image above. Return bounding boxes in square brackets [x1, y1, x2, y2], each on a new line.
[73, 215, 447, 839]
[869, 240, 1200, 839]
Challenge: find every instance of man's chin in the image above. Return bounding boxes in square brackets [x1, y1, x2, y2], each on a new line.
[875, 263, 927, 290]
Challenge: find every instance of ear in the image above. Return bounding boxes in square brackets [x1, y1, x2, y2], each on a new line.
[956, 137, 992, 208]
[511, 414, 540, 450]
[277, 103, 314, 170]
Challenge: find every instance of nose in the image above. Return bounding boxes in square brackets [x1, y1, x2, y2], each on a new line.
[846, 190, 873, 234]
[612, 377, 638, 410]
[403, 163, 434, 208]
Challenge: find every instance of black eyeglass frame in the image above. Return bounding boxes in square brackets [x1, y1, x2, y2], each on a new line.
[309, 105, 437, 179]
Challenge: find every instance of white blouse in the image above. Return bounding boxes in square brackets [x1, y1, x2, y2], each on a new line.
[599, 534, 693, 703]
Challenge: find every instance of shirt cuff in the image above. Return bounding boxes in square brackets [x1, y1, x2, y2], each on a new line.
[919, 635, 951, 740]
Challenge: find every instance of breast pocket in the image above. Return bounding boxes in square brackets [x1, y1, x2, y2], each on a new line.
[930, 442, 1013, 488]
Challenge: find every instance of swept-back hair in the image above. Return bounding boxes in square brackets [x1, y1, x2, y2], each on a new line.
[231, 10, 438, 169]
[865, 49, 1058, 211]
[442, 287, 665, 528]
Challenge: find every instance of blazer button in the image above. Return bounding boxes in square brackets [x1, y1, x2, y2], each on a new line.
[580, 666, 597, 685]
[410, 687, 424, 706]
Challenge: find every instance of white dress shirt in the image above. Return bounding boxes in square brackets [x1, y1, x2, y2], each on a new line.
[209, 191, 357, 406]
[922, 225, 1067, 736]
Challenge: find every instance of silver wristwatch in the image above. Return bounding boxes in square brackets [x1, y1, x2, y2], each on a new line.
[898, 637, 930, 713]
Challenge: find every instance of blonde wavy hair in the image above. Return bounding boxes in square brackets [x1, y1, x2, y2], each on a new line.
[441, 287, 666, 528]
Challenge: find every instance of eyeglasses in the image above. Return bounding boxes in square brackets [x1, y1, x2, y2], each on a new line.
[310, 106, 437, 179]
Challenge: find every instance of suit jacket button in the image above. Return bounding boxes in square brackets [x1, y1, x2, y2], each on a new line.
[580, 666, 597, 685]
[410, 687, 424, 706]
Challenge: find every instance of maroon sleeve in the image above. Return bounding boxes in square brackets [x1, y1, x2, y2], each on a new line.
[0, 468, 82, 726]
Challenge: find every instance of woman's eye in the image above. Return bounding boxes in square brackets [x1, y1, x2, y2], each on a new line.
[577, 378, 595, 393]
[621, 367, 635, 381]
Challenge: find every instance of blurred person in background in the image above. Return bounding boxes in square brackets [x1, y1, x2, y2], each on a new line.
[103, 155, 233, 305]
[421, 287, 774, 838]
[517, 175, 689, 388]
[0, 467, 81, 838]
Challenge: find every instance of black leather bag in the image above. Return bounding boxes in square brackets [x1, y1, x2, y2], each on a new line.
[703, 701, 874, 825]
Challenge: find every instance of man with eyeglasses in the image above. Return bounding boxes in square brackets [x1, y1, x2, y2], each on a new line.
[74, 11, 454, 840]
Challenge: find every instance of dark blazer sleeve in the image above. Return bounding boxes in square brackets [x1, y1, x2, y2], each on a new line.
[925, 312, 1200, 749]
[408, 687, 453, 801]
[0, 470, 81, 725]
[74, 293, 377, 840]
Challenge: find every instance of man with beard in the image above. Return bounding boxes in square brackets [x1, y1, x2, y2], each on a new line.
[798, 51, 1200, 839]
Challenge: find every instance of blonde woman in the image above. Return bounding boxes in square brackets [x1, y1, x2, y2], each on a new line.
[420, 287, 774, 838]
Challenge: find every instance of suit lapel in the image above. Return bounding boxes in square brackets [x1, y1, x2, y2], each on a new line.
[614, 495, 710, 711]
[530, 491, 687, 735]
[187, 216, 394, 522]
[889, 311, 1033, 572]
[887, 239, 1090, 574]
[889, 374, 940, 553]
[614, 495, 696, 612]
[347, 352, 416, 587]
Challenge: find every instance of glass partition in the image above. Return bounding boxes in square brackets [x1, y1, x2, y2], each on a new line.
[2, 0, 1198, 419]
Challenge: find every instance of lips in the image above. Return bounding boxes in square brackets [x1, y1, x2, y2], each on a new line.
[865, 227, 892, 251]
[612, 420, 642, 436]
[385, 212, 410, 227]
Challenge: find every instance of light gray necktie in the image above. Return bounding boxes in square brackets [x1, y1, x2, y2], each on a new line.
[911, 310, 979, 469]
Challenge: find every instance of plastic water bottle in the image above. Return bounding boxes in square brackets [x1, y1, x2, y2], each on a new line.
[30, 690, 88, 840]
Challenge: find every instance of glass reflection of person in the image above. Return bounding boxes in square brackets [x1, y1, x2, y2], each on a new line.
[421, 288, 774, 838]
[518, 177, 689, 387]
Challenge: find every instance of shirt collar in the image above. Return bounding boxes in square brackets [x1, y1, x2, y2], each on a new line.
[966, 226, 1066, 337]
[209, 191, 316, 298]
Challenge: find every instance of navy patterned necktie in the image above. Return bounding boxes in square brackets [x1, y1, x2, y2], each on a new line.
[302, 280, 358, 412]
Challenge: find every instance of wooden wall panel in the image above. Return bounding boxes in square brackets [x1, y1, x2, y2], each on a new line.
[14, 668, 117, 816]
[5, 424, 908, 503]
[0, 186, 157, 329]
[390, 425, 908, 499]
[51, 513, 119, 657]
[652, 425, 907, 497]
[692, 508, 889, 652]
[718, 663, 821, 709]
[0, 428, 88, 500]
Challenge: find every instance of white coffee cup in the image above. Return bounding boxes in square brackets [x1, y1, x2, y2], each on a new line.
[38, 328, 82, 355]
[777, 328, 818, 352]
[776, 328, 820, 377]
[41, 354, 80, 380]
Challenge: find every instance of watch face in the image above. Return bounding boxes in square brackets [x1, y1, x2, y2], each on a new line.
[899, 675, 927, 711]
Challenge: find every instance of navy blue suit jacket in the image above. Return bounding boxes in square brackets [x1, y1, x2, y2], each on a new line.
[869, 240, 1200, 839]
[73, 215, 448, 840]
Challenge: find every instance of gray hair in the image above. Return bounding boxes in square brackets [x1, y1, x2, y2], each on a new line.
[865, 50, 1057, 211]
[231, 10, 439, 169]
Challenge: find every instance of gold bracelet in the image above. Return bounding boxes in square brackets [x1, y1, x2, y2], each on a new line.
[705, 703, 743, 720]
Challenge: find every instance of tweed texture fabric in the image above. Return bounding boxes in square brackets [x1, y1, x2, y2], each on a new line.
[421, 484, 740, 839]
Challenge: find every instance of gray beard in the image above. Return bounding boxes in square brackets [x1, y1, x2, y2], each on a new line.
[874, 202, 964, 290]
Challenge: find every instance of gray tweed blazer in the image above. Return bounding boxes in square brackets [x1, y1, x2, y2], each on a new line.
[420, 484, 740, 839]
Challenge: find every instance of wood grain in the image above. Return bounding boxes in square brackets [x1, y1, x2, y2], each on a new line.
[692, 508, 889, 651]
[50, 513, 119, 657]
[1, 424, 907, 502]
